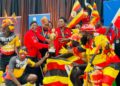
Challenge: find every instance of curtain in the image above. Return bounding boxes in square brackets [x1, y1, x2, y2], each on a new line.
[0, 0, 103, 43]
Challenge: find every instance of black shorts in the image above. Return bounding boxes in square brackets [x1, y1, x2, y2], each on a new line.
[5, 73, 29, 86]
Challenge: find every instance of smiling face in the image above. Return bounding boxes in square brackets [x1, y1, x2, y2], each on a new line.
[58, 19, 65, 28]
[42, 22, 49, 29]
[31, 22, 38, 32]
[18, 49, 27, 61]
[19, 52, 27, 61]
[41, 17, 49, 30]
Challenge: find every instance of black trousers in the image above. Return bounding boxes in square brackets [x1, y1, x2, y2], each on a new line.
[70, 64, 87, 86]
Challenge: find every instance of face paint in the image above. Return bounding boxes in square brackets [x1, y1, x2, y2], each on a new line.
[19, 49, 27, 60]
[19, 53, 27, 60]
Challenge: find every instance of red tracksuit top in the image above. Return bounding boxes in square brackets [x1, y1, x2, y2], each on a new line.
[24, 29, 49, 59]
[54, 27, 72, 55]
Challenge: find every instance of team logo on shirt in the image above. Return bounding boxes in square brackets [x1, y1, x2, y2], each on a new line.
[15, 59, 28, 69]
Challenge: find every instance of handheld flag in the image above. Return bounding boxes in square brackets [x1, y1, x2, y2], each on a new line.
[90, 2, 100, 26]
[67, 9, 85, 28]
[112, 8, 120, 29]
[67, 0, 87, 28]
[69, 0, 82, 21]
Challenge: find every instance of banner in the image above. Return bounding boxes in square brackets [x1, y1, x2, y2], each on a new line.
[28, 13, 50, 28]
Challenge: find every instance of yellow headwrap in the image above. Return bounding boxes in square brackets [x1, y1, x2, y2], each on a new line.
[19, 49, 27, 55]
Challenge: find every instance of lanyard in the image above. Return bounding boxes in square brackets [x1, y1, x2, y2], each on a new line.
[60, 28, 65, 38]
[42, 27, 47, 38]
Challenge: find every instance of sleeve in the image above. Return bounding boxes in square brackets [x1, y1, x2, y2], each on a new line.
[66, 29, 72, 38]
[35, 31, 47, 42]
[77, 46, 86, 52]
[15, 36, 21, 48]
[9, 57, 16, 69]
[27, 59, 35, 67]
[68, 29, 72, 37]
[32, 36, 49, 49]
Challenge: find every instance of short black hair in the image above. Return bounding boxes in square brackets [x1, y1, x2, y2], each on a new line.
[59, 17, 67, 23]
[30, 21, 38, 26]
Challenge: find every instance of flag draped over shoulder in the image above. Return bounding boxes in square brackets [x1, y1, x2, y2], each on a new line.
[67, 0, 86, 28]
[112, 8, 120, 29]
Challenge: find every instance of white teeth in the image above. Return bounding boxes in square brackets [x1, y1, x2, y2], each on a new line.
[21, 55, 25, 57]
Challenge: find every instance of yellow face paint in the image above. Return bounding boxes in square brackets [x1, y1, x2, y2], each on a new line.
[9, 25, 15, 31]
[19, 49, 27, 55]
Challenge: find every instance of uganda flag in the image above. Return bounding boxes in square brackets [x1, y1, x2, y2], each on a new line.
[69, 0, 82, 21]
[102, 66, 119, 86]
[67, 0, 87, 28]
[90, 2, 100, 26]
[43, 58, 73, 86]
[67, 9, 85, 28]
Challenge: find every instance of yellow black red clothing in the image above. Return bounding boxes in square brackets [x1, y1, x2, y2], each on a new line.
[84, 35, 120, 86]
[0, 33, 21, 72]
[5, 56, 35, 80]
[4, 56, 35, 86]
[0, 33, 21, 55]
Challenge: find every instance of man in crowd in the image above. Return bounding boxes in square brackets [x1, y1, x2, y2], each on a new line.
[54, 17, 72, 55]
[0, 18, 21, 82]
[4, 46, 49, 86]
[37, 17, 51, 57]
[24, 21, 50, 86]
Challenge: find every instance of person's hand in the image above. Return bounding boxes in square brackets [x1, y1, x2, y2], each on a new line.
[17, 83, 22, 86]
[44, 52, 49, 59]
[17, 85, 22, 86]
[59, 38, 70, 43]
[46, 39, 51, 43]
[67, 48, 73, 53]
